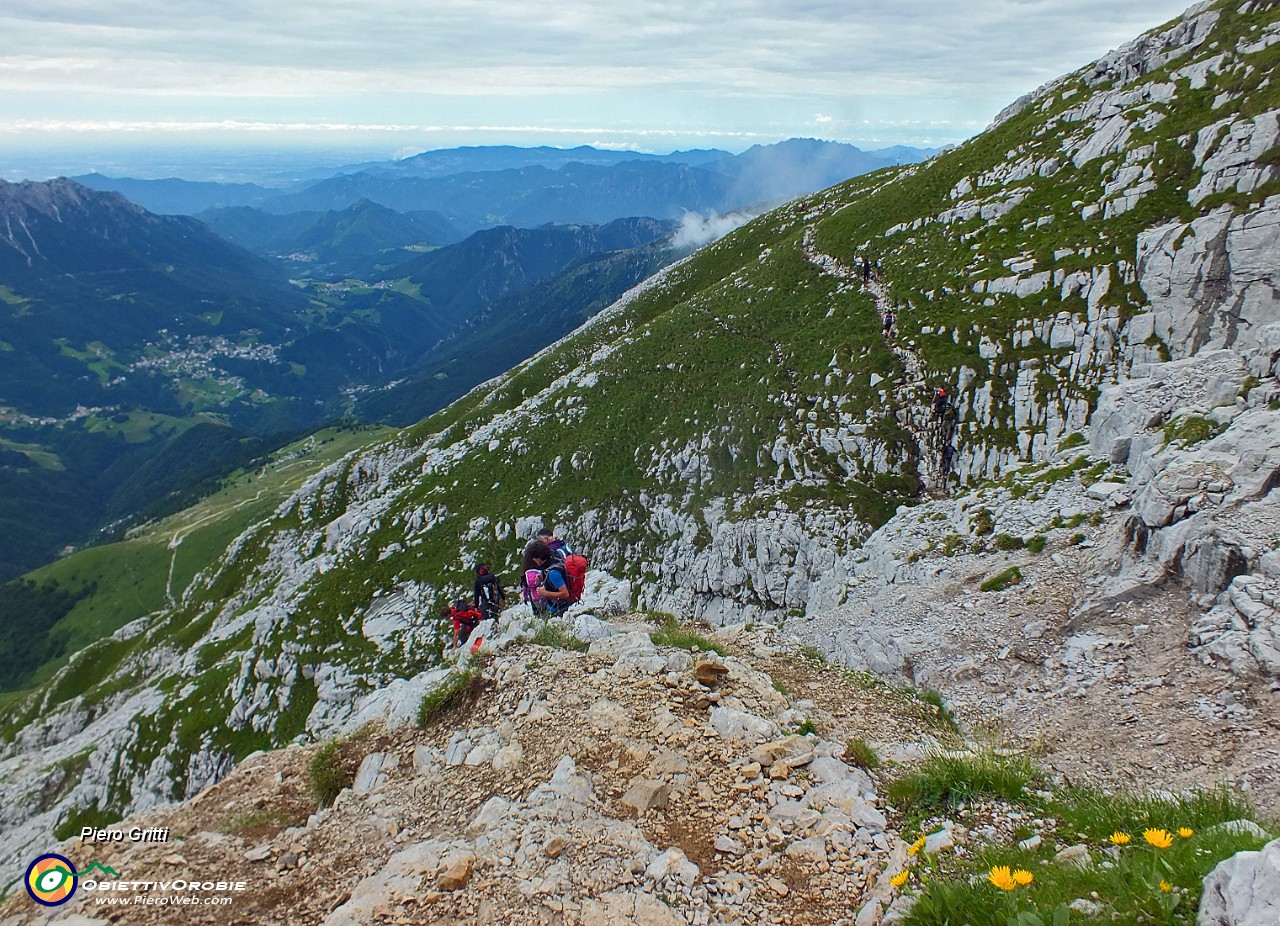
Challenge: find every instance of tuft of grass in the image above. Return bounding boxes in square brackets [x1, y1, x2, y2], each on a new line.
[649, 614, 727, 655]
[1162, 415, 1218, 447]
[970, 508, 995, 536]
[917, 688, 960, 732]
[993, 533, 1025, 551]
[531, 623, 589, 652]
[417, 662, 485, 727]
[887, 747, 1039, 817]
[796, 643, 828, 664]
[218, 808, 290, 835]
[771, 675, 792, 697]
[981, 566, 1023, 592]
[902, 785, 1271, 926]
[1025, 535, 1048, 554]
[308, 741, 357, 809]
[845, 737, 882, 771]
[1048, 785, 1259, 845]
[793, 719, 819, 737]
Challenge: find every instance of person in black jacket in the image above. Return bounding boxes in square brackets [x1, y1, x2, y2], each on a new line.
[473, 562, 506, 627]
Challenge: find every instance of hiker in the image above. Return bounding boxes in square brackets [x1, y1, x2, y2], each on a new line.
[862, 256, 872, 283]
[536, 526, 573, 564]
[932, 387, 950, 419]
[523, 540, 572, 614]
[473, 562, 506, 628]
[940, 442, 956, 478]
[882, 310, 895, 337]
[447, 598, 484, 650]
[520, 564, 546, 617]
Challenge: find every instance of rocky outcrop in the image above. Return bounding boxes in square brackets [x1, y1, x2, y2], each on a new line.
[1199, 836, 1280, 926]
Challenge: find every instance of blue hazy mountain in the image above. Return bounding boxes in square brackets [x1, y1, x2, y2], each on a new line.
[71, 172, 277, 215]
[198, 200, 466, 279]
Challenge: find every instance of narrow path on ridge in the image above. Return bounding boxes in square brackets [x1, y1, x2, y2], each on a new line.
[799, 225, 955, 494]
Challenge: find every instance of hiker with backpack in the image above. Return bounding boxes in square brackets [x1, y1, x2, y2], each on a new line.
[446, 598, 485, 650]
[522, 540, 588, 616]
[536, 526, 573, 563]
[940, 442, 956, 478]
[473, 562, 506, 628]
[932, 387, 950, 419]
[882, 310, 895, 337]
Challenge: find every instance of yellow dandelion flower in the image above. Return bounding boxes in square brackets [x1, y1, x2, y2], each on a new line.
[890, 870, 910, 888]
[1144, 828, 1174, 849]
[988, 866, 1016, 891]
[908, 835, 926, 856]
[1159, 881, 1173, 893]
[1178, 827, 1194, 839]
[1110, 832, 1132, 845]
[1013, 869, 1034, 886]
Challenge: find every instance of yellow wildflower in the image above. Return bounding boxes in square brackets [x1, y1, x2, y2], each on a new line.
[988, 866, 1016, 891]
[1178, 827, 1194, 839]
[908, 835, 926, 856]
[890, 870, 910, 888]
[1159, 881, 1173, 893]
[1012, 869, 1034, 885]
[1144, 828, 1174, 849]
[1110, 832, 1131, 845]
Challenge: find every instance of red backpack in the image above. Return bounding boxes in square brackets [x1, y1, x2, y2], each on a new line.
[562, 553, 589, 603]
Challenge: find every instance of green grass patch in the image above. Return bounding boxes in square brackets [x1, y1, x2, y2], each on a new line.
[887, 747, 1040, 820]
[650, 614, 727, 655]
[530, 623, 589, 652]
[218, 808, 291, 835]
[1163, 415, 1220, 447]
[994, 534, 1025, 552]
[981, 566, 1023, 592]
[417, 662, 485, 726]
[1026, 535, 1048, 554]
[307, 740, 358, 809]
[845, 737, 882, 771]
[902, 785, 1271, 926]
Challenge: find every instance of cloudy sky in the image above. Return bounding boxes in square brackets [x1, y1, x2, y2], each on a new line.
[0, 0, 1194, 175]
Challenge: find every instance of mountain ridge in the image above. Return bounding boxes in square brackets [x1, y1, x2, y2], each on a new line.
[1, 0, 1278, 913]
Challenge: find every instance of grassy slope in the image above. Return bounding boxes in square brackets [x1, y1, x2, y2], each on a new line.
[7, 0, 1277, 830]
[0, 426, 391, 698]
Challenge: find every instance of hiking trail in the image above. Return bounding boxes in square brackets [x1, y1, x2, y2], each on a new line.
[799, 226, 953, 494]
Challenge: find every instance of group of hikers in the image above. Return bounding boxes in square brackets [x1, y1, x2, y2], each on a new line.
[871, 282, 958, 483]
[932, 387, 959, 479]
[444, 527, 588, 650]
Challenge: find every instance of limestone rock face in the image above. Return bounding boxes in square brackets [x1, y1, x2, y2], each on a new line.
[1136, 199, 1280, 373]
[1198, 837, 1280, 926]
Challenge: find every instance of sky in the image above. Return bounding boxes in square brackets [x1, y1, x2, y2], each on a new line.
[0, 0, 1196, 180]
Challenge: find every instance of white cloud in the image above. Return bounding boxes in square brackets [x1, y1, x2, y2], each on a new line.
[0, 0, 1199, 154]
[671, 210, 756, 250]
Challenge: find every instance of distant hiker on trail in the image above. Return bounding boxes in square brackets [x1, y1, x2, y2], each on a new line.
[447, 598, 484, 650]
[523, 540, 572, 615]
[883, 310, 895, 337]
[932, 387, 950, 419]
[473, 562, 506, 628]
[862, 256, 872, 283]
[940, 442, 956, 479]
[536, 526, 573, 564]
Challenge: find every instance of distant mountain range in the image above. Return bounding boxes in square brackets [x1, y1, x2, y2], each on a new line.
[199, 200, 465, 279]
[74, 139, 936, 227]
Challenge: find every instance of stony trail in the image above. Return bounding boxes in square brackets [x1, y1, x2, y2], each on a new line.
[799, 225, 950, 492]
[0, 616, 955, 926]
